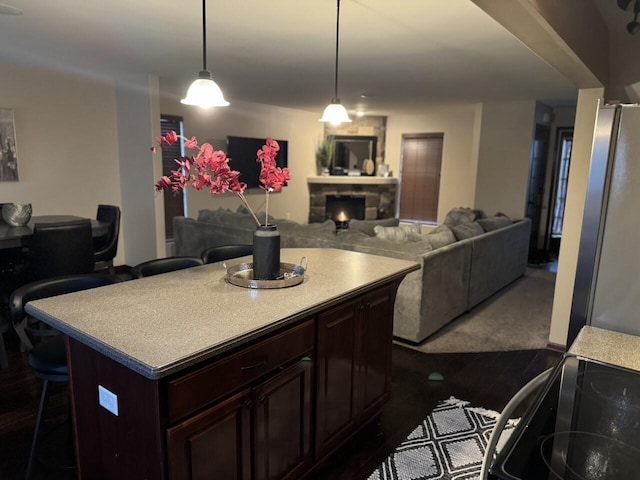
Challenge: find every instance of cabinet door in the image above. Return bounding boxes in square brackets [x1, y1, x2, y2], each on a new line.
[315, 297, 360, 458]
[358, 285, 394, 419]
[167, 389, 252, 480]
[253, 357, 313, 480]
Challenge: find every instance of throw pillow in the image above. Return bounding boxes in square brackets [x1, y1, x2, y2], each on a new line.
[398, 222, 422, 235]
[374, 225, 411, 243]
[478, 214, 512, 232]
[443, 207, 477, 227]
[451, 221, 485, 240]
[349, 217, 400, 236]
[422, 224, 457, 249]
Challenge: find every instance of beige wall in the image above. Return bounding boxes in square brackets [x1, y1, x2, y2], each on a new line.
[548, 87, 603, 347]
[159, 84, 323, 226]
[0, 63, 126, 267]
[385, 105, 480, 224]
[474, 100, 537, 219]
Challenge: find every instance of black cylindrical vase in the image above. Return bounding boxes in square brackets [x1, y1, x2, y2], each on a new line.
[253, 224, 281, 280]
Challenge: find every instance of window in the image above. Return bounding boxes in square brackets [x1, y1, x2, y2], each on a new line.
[160, 115, 185, 240]
[399, 133, 444, 223]
[551, 129, 573, 237]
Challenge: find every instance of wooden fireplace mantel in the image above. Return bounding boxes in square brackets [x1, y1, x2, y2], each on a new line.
[307, 176, 399, 185]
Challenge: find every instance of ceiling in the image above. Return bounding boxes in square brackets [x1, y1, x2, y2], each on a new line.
[0, 0, 629, 116]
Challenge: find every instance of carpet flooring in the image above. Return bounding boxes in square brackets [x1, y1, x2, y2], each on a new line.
[367, 397, 517, 480]
[397, 267, 556, 354]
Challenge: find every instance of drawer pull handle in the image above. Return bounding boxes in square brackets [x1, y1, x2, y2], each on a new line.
[240, 360, 267, 371]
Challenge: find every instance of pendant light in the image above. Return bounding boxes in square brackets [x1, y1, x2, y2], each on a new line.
[319, 0, 351, 125]
[181, 0, 229, 108]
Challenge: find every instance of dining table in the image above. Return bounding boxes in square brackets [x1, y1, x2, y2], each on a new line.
[0, 215, 109, 250]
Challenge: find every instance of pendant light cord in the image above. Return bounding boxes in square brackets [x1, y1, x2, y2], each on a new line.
[333, 0, 341, 99]
[202, 0, 207, 71]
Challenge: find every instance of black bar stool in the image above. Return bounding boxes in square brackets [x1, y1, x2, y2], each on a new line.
[10, 273, 120, 479]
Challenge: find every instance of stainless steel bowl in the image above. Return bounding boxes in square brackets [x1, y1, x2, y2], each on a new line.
[2, 203, 32, 226]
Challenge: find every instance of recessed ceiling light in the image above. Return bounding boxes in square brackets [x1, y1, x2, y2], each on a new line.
[0, 4, 23, 15]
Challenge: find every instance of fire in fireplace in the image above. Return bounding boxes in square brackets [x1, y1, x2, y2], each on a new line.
[325, 195, 365, 229]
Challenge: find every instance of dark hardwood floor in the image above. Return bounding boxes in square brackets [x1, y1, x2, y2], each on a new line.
[0, 324, 562, 480]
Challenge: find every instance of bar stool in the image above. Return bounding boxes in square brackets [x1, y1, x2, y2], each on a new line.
[131, 256, 203, 278]
[200, 244, 253, 264]
[10, 273, 120, 479]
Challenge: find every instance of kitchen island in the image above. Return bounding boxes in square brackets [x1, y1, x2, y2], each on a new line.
[26, 248, 419, 479]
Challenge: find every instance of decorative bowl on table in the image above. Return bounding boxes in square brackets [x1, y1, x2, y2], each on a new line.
[2, 203, 32, 226]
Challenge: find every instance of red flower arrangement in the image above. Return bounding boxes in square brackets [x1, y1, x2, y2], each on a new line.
[152, 131, 290, 226]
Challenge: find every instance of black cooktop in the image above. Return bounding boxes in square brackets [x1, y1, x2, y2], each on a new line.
[490, 355, 640, 480]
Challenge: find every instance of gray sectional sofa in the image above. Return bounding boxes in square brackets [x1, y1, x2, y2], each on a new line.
[174, 208, 530, 344]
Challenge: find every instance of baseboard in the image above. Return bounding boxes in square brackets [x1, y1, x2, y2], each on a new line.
[546, 341, 566, 353]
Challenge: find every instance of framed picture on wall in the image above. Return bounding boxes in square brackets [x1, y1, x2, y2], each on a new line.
[0, 108, 19, 181]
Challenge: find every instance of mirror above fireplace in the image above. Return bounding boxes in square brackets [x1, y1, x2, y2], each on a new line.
[332, 135, 377, 175]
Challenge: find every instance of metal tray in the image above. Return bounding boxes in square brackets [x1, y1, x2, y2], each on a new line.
[225, 262, 305, 289]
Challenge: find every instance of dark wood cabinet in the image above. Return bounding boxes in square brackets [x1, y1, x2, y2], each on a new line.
[166, 321, 314, 480]
[167, 389, 253, 480]
[167, 357, 313, 480]
[315, 283, 396, 458]
[67, 280, 403, 480]
[253, 358, 313, 480]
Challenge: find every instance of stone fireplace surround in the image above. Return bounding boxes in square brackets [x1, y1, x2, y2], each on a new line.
[307, 176, 399, 223]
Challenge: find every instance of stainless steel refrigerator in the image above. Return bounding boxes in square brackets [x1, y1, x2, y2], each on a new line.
[569, 102, 640, 344]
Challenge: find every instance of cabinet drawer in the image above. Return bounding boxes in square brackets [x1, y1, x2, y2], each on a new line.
[167, 320, 314, 423]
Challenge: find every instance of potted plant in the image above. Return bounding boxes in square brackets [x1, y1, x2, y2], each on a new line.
[316, 137, 333, 175]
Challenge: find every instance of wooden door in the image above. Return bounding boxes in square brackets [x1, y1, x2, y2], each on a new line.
[167, 389, 252, 480]
[399, 133, 443, 223]
[253, 358, 313, 480]
[315, 298, 360, 458]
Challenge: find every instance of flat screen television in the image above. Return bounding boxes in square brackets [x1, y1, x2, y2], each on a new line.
[227, 136, 288, 189]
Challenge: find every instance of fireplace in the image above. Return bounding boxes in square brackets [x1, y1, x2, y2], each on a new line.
[307, 177, 399, 223]
[325, 195, 365, 229]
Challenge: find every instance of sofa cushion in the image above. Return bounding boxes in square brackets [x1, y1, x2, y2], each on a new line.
[197, 208, 276, 229]
[419, 224, 457, 249]
[443, 207, 477, 227]
[337, 232, 433, 260]
[478, 214, 512, 232]
[451, 221, 484, 240]
[348, 217, 399, 236]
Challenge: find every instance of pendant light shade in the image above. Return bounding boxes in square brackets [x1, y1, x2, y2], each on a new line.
[319, 98, 351, 125]
[181, 70, 229, 108]
[320, 0, 351, 124]
[181, 0, 229, 108]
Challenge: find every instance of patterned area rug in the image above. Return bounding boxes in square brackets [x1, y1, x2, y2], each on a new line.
[368, 397, 517, 480]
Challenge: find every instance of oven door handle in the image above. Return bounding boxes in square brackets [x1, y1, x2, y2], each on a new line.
[480, 367, 554, 480]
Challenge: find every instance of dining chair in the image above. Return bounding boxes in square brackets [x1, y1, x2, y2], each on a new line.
[200, 244, 253, 264]
[131, 256, 203, 279]
[93, 204, 121, 275]
[9, 273, 120, 479]
[28, 219, 95, 282]
[13, 219, 95, 350]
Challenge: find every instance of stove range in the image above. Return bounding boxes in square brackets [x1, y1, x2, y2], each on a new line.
[489, 355, 640, 480]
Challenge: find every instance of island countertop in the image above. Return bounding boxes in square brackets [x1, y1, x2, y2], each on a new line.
[25, 248, 419, 379]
